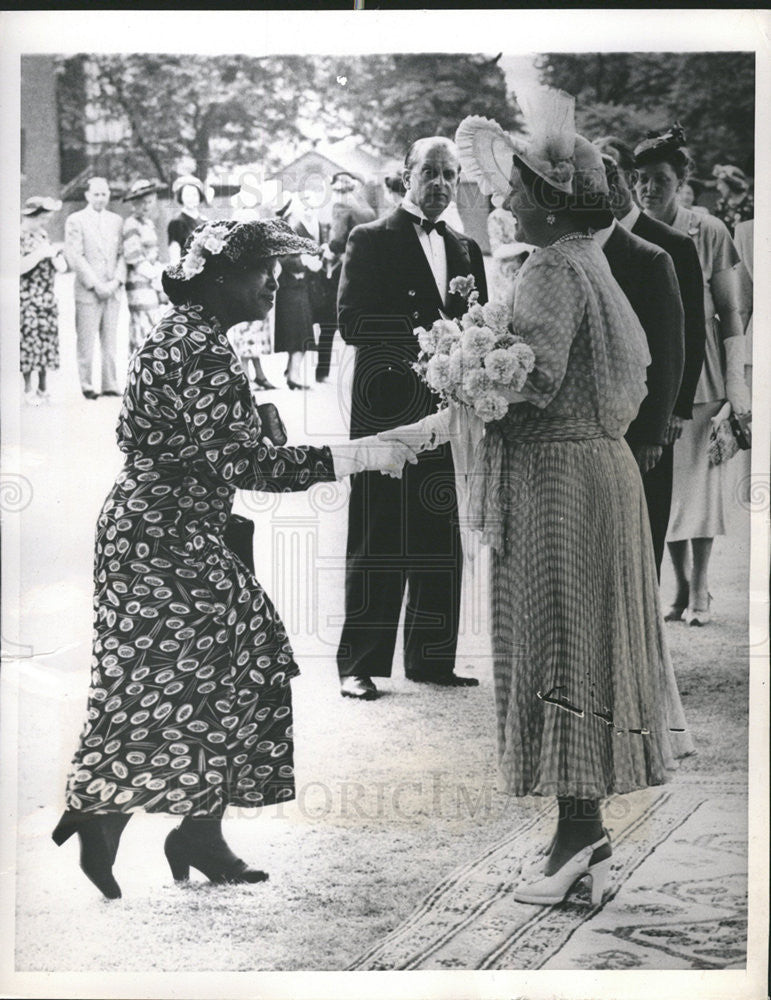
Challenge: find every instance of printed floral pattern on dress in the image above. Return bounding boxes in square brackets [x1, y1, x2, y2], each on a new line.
[20, 229, 60, 374]
[64, 303, 334, 817]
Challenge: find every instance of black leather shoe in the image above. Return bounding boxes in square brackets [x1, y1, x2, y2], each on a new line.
[340, 676, 378, 700]
[52, 811, 130, 899]
[408, 673, 479, 687]
[82, 390, 99, 400]
[164, 826, 268, 885]
[101, 390, 121, 397]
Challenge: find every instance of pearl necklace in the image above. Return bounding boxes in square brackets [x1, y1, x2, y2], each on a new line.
[549, 232, 592, 247]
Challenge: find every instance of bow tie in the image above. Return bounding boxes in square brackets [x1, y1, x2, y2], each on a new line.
[420, 218, 447, 236]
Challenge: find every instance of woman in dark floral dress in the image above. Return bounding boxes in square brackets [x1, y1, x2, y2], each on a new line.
[20, 197, 67, 405]
[52, 219, 414, 899]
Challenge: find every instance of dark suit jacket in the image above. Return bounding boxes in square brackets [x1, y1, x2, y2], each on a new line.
[338, 207, 488, 438]
[631, 210, 706, 420]
[603, 223, 685, 447]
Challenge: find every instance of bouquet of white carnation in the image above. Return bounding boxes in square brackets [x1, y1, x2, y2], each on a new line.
[412, 275, 535, 422]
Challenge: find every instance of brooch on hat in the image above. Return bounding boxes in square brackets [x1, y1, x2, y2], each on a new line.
[634, 122, 687, 159]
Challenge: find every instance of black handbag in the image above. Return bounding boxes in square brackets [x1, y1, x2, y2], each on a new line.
[256, 402, 287, 446]
[223, 513, 255, 573]
[708, 401, 752, 466]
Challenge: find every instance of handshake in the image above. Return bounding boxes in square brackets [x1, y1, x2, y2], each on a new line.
[330, 419, 438, 480]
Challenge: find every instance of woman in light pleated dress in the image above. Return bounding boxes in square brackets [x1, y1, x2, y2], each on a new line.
[384, 104, 693, 906]
[633, 126, 749, 626]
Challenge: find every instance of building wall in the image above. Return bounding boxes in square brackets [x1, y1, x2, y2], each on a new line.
[20, 56, 62, 227]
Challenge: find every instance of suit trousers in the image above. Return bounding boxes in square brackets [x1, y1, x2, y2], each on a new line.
[76, 296, 121, 394]
[337, 443, 463, 680]
[641, 443, 674, 579]
[314, 323, 337, 380]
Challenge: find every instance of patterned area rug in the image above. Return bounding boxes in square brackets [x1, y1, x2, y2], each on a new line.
[349, 780, 747, 971]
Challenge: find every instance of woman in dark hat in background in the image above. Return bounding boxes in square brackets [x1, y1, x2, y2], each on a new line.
[122, 179, 166, 353]
[167, 174, 209, 265]
[634, 125, 749, 626]
[20, 196, 67, 405]
[51, 217, 415, 900]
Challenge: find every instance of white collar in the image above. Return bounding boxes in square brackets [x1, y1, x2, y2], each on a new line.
[592, 218, 616, 248]
[618, 203, 641, 231]
[401, 196, 451, 227]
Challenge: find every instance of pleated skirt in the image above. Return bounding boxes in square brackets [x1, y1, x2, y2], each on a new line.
[667, 400, 726, 542]
[490, 434, 693, 799]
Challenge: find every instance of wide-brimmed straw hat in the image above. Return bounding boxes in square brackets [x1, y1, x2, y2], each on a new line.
[22, 196, 62, 216]
[164, 218, 320, 282]
[123, 179, 165, 202]
[456, 87, 611, 220]
[171, 174, 210, 204]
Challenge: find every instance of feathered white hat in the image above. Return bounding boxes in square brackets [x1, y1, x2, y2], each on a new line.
[455, 116, 523, 201]
[456, 86, 609, 208]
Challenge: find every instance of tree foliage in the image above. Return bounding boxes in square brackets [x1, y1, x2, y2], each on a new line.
[56, 54, 320, 187]
[537, 52, 755, 175]
[316, 53, 520, 158]
[55, 53, 519, 190]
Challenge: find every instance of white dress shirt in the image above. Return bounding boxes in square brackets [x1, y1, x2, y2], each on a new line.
[618, 203, 641, 232]
[592, 218, 616, 249]
[401, 195, 451, 305]
[86, 203, 106, 237]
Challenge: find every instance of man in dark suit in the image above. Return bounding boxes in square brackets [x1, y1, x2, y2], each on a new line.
[335, 137, 488, 699]
[596, 139, 707, 575]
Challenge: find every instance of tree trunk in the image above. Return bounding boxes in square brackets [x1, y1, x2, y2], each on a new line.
[193, 125, 210, 194]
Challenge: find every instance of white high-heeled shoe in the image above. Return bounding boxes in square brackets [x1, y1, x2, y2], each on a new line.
[684, 594, 712, 626]
[515, 835, 612, 905]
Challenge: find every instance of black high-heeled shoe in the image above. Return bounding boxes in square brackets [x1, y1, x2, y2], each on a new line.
[164, 825, 269, 885]
[286, 379, 310, 391]
[52, 811, 130, 900]
[253, 376, 277, 390]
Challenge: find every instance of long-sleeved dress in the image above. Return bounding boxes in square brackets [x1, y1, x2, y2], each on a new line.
[423, 238, 693, 798]
[62, 303, 335, 818]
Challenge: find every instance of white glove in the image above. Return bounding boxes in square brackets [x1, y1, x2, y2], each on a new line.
[377, 409, 452, 453]
[330, 436, 418, 479]
[301, 252, 323, 272]
[724, 336, 751, 415]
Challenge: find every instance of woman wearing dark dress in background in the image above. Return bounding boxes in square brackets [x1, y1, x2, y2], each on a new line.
[273, 252, 315, 390]
[51, 219, 415, 900]
[20, 196, 67, 405]
[167, 174, 209, 265]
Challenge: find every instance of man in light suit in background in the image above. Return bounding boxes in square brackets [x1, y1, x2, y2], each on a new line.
[65, 177, 126, 399]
